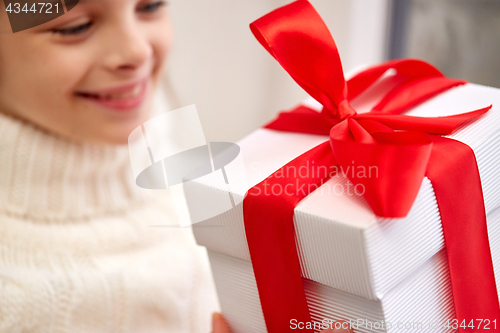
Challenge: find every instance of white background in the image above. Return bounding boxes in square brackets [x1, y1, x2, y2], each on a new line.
[161, 0, 391, 143]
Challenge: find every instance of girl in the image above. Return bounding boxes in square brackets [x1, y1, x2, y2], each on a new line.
[0, 0, 351, 332]
[0, 0, 222, 332]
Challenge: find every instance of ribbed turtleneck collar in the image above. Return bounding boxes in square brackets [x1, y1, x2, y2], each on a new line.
[0, 112, 148, 222]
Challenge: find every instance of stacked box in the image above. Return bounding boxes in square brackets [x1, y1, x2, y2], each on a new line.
[190, 78, 500, 332]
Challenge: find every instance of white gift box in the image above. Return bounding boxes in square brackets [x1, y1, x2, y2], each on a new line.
[206, 203, 500, 333]
[190, 80, 500, 332]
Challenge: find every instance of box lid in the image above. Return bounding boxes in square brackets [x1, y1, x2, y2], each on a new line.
[191, 81, 500, 300]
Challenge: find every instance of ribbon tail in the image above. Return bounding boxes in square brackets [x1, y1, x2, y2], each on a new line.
[426, 136, 500, 332]
[356, 106, 491, 135]
[243, 141, 335, 333]
[370, 77, 467, 115]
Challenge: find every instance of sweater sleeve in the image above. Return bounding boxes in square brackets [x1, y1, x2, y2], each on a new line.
[0, 275, 30, 332]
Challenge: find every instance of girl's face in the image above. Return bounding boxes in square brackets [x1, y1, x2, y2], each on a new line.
[0, 0, 171, 144]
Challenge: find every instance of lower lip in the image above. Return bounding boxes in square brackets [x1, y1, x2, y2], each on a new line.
[77, 81, 149, 112]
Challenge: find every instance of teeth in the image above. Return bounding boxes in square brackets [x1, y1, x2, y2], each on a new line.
[81, 84, 143, 100]
[101, 85, 143, 100]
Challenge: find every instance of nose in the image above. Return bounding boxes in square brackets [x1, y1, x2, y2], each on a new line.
[102, 22, 152, 73]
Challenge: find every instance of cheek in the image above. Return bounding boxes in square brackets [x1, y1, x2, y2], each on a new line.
[0, 42, 92, 130]
[39, 50, 92, 97]
[0, 39, 58, 112]
[150, 20, 173, 72]
[4, 43, 89, 103]
[15, 60, 86, 120]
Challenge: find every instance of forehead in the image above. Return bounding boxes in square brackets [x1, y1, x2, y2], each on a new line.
[0, 2, 10, 33]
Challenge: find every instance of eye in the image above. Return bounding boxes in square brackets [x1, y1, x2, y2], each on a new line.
[52, 22, 93, 36]
[138, 1, 167, 13]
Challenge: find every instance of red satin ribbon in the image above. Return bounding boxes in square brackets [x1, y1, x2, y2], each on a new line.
[243, 1, 500, 332]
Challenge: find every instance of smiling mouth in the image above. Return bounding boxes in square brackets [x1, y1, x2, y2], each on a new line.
[74, 79, 149, 111]
[76, 84, 143, 101]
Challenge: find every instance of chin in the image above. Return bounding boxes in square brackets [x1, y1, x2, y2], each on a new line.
[72, 117, 145, 146]
[99, 133, 132, 146]
[97, 122, 147, 145]
[93, 105, 154, 146]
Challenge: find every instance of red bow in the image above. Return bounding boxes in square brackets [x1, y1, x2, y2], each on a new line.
[243, 1, 500, 332]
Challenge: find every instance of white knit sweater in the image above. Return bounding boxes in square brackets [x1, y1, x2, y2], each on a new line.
[0, 112, 219, 333]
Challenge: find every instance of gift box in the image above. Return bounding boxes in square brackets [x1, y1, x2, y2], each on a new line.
[188, 1, 500, 332]
[206, 205, 500, 332]
[192, 85, 500, 331]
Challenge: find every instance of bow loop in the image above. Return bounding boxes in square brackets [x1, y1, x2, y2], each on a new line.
[347, 59, 445, 101]
[250, 0, 348, 120]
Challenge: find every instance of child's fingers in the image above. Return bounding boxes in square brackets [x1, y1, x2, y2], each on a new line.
[211, 313, 231, 333]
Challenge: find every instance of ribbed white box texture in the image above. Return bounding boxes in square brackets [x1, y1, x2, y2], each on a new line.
[189, 82, 500, 331]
